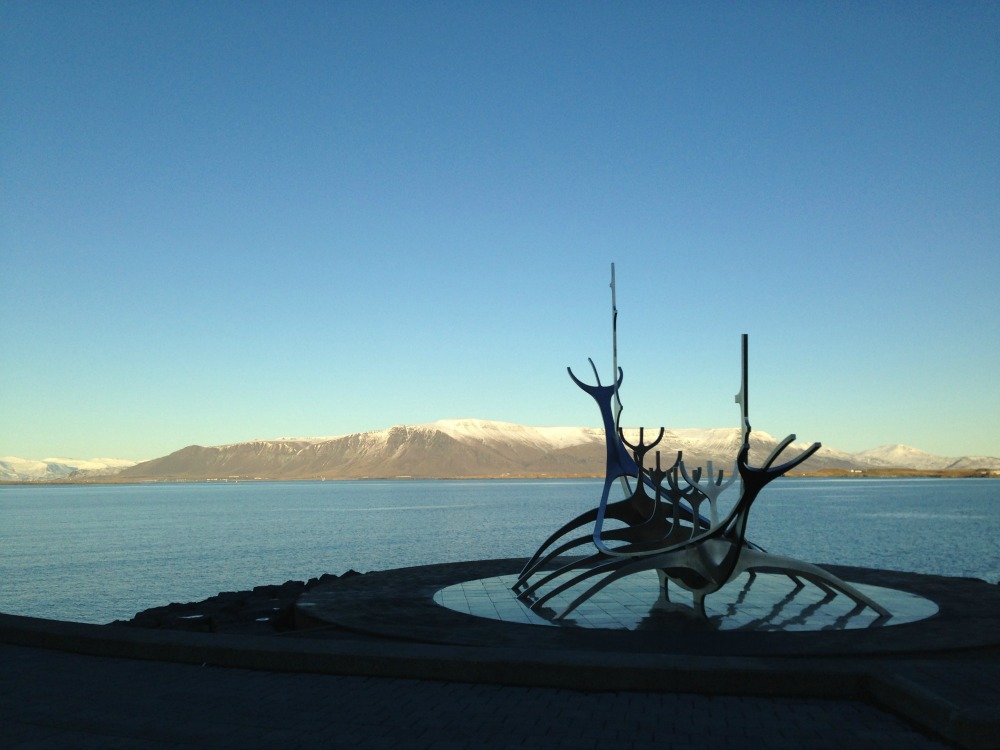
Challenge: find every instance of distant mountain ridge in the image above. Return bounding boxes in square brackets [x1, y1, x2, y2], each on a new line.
[0, 456, 137, 483]
[5, 420, 998, 482]
[5, 419, 990, 483]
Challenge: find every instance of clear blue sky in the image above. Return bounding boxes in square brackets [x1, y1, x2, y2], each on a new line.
[2, 1, 998, 461]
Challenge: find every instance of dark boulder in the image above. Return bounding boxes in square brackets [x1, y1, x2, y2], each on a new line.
[113, 570, 362, 635]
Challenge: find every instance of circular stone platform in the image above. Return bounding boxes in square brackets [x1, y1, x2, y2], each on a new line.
[434, 570, 936, 632]
[296, 558, 1000, 657]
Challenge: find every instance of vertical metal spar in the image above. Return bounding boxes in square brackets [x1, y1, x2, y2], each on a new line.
[610, 263, 621, 429]
[735, 333, 749, 443]
[610, 263, 631, 498]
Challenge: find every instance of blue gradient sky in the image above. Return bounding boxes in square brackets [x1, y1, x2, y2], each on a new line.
[2, 2, 998, 461]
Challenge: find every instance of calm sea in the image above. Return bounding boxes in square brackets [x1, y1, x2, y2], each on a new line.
[1, 478, 997, 624]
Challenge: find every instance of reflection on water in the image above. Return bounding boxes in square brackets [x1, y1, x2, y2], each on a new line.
[434, 570, 938, 632]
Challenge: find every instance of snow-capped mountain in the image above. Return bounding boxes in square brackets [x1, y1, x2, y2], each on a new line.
[105, 419, 1000, 482]
[6, 420, 996, 483]
[0, 456, 137, 482]
[114, 420, 608, 481]
[853, 444, 953, 471]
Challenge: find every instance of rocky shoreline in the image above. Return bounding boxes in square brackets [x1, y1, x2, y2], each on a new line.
[112, 571, 362, 636]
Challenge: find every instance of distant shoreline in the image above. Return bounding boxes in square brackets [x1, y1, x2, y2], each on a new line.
[3, 468, 998, 486]
[797, 468, 1000, 479]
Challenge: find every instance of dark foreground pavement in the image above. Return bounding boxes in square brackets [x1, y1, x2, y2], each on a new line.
[0, 642, 950, 750]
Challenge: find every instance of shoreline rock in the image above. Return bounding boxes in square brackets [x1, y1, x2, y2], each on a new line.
[112, 571, 361, 635]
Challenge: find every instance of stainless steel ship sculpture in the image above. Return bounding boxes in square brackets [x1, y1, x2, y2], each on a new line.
[513, 265, 891, 621]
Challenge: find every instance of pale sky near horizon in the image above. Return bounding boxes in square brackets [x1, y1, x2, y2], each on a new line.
[2, 2, 998, 462]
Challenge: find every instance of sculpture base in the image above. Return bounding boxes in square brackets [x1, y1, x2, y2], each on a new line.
[297, 558, 1000, 657]
[438, 570, 935, 632]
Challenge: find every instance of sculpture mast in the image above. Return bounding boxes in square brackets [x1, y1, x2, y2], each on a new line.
[611, 263, 622, 430]
[736, 333, 749, 443]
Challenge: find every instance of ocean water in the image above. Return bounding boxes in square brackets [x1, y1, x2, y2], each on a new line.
[0, 478, 997, 624]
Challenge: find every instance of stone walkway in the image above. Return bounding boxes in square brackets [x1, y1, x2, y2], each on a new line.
[0, 643, 949, 750]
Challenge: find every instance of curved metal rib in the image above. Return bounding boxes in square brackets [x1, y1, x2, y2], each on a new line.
[522, 298, 889, 622]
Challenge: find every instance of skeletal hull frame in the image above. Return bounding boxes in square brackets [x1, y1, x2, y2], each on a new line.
[514, 329, 890, 622]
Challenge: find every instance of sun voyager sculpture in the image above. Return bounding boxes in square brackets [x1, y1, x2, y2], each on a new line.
[513, 265, 891, 622]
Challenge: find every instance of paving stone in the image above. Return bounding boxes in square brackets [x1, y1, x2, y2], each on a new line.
[0, 643, 954, 750]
